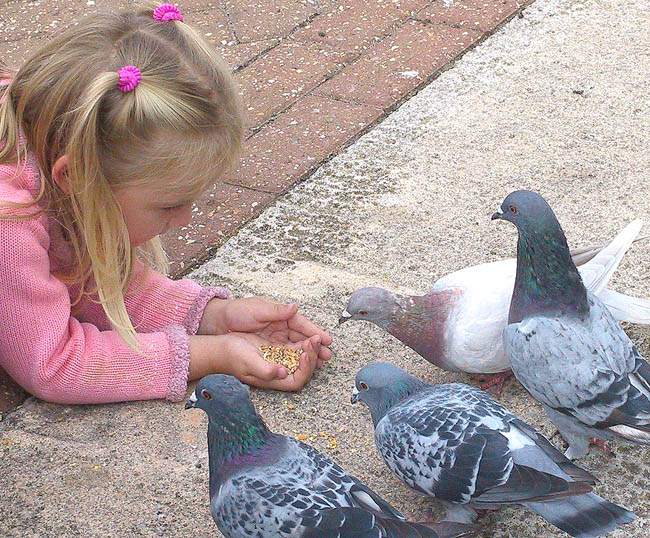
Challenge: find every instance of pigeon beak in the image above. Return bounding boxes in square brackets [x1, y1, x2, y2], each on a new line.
[350, 387, 359, 404]
[338, 310, 352, 325]
[184, 391, 198, 410]
[491, 207, 504, 221]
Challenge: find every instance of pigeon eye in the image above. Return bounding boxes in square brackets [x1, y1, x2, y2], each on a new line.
[509, 205, 518, 214]
[359, 310, 368, 316]
[359, 382, 369, 391]
[201, 389, 213, 400]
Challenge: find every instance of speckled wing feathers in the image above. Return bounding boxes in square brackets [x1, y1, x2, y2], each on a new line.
[374, 384, 582, 506]
[211, 438, 445, 537]
[212, 439, 357, 536]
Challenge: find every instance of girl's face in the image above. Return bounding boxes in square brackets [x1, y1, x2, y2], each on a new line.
[113, 184, 195, 247]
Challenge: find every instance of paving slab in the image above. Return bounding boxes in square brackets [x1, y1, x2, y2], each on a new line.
[418, 0, 526, 32]
[2, 0, 650, 537]
[220, 0, 319, 42]
[161, 0, 530, 278]
[313, 19, 483, 107]
[234, 39, 352, 130]
[291, 0, 425, 53]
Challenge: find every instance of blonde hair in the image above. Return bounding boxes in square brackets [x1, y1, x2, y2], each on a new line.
[0, 2, 243, 349]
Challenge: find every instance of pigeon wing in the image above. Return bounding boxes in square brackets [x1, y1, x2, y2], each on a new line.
[505, 294, 650, 430]
[211, 439, 354, 536]
[376, 387, 590, 506]
[299, 507, 452, 537]
[375, 391, 498, 503]
[212, 437, 424, 537]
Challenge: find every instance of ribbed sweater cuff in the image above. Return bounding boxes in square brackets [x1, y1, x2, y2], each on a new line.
[184, 286, 231, 335]
[162, 324, 191, 402]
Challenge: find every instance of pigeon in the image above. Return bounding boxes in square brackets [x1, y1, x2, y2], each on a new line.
[352, 362, 636, 538]
[493, 190, 650, 459]
[339, 219, 649, 392]
[185, 374, 477, 538]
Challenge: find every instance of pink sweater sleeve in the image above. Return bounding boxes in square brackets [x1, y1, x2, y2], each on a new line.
[0, 199, 192, 404]
[74, 261, 231, 335]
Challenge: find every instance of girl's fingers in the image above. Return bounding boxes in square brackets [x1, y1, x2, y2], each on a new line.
[285, 334, 320, 353]
[260, 325, 333, 351]
[293, 350, 318, 387]
[262, 327, 304, 344]
[287, 314, 333, 346]
[271, 329, 324, 346]
[317, 347, 332, 362]
[288, 330, 307, 343]
[308, 334, 321, 355]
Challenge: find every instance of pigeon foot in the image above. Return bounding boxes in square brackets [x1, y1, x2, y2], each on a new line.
[590, 437, 616, 457]
[471, 370, 514, 397]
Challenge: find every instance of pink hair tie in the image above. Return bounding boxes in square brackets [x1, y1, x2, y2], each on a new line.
[117, 65, 142, 93]
[153, 3, 184, 22]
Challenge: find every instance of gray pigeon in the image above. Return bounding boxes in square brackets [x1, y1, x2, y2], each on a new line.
[352, 363, 636, 538]
[185, 374, 476, 538]
[339, 220, 649, 393]
[494, 190, 650, 459]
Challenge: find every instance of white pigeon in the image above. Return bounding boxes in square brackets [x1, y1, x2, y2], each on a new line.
[340, 220, 649, 391]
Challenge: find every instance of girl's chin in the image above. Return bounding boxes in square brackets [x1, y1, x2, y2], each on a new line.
[130, 236, 156, 247]
[129, 229, 167, 247]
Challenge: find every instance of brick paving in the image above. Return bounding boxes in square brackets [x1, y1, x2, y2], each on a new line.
[0, 0, 531, 411]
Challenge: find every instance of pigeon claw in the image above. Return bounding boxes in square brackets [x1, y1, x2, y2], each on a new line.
[471, 370, 514, 397]
[590, 437, 616, 457]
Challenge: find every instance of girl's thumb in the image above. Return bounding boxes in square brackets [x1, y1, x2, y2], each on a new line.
[280, 303, 299, 319]
[260, 302, 298, 322]
[254, 359, 287, 381]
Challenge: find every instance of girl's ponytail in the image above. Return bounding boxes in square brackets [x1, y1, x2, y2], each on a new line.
[66, 71, 139, 348]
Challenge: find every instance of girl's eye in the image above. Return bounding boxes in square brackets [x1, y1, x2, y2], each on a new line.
[201, 389, 212, 400]
[359, 382, 369, 391]
[162, 205, 182, 211]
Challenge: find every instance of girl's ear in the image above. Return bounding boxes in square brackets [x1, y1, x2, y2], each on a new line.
[51, 154, 70, 193]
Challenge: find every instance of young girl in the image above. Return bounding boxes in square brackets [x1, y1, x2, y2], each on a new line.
[0, 2, 332, 405]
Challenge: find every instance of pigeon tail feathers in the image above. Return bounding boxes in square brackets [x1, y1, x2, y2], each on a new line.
[598, 288, 650, 324]
[524, 493, 635, 538]
[579, 219, 643, 294]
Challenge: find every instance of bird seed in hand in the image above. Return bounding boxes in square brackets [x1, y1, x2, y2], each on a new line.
[259, 345, 302, 374]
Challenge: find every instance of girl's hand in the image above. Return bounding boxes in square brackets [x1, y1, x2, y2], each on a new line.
[198, 297, 333, 368]
[188, 332, 322, 392]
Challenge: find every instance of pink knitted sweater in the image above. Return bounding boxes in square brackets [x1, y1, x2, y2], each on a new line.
[0, 150, 229, 405]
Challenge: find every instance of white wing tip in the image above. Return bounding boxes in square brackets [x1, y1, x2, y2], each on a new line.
[609, 424, 650, 444]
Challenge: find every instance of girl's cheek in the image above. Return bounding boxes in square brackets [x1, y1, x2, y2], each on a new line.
[173, 207, 193, 228]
